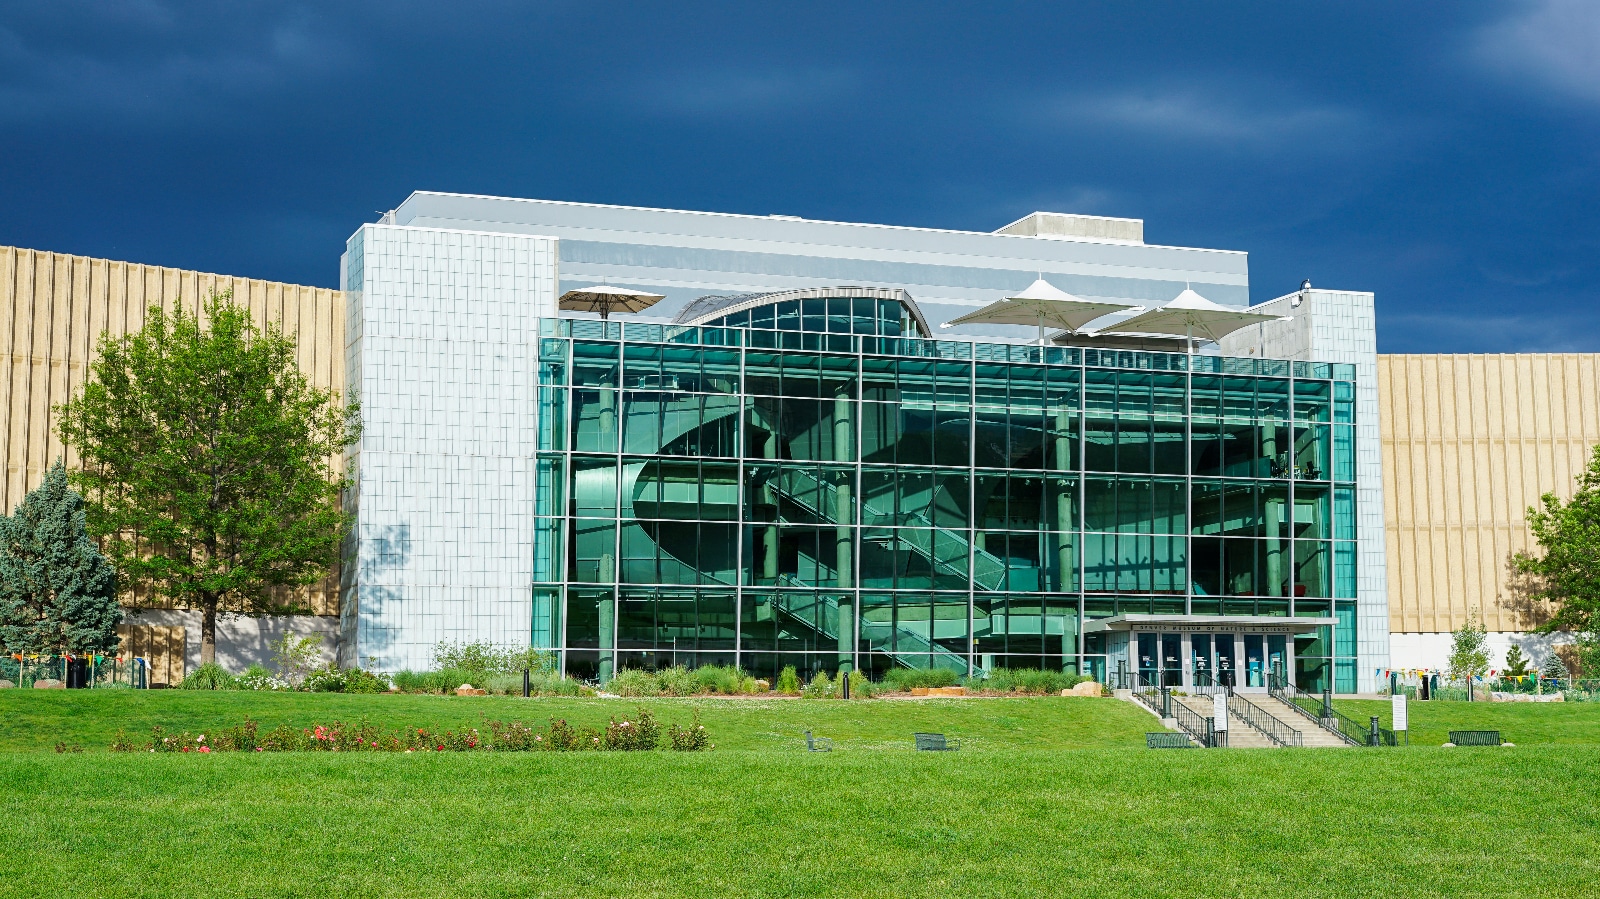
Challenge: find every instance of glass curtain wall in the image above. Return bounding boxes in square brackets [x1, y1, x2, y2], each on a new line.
[535, 312, 1359, 688]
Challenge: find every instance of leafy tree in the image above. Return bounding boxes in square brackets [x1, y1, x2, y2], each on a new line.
[56, 291, 359, 665]
[1446, 610, 1490, 686]
[1502, 643, 1532, 678]
[1514, 444, 1600, 635]
[1571, 632, 1600, 679]
[0, 462, 121, 655]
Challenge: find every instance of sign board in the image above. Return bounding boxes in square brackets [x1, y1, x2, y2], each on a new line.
[1212, 692, 1229, 730]
[1391, 694, 1408, 732]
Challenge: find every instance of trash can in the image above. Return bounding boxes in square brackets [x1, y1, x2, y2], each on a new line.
[65, 658, 90, 689]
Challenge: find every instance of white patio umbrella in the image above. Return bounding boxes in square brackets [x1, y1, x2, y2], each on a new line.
[940, 278, 1143, 345]
[1094, 287, 1290, 353]
[558, 285, 666, 320]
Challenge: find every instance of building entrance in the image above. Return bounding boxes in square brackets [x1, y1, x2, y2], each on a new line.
[1117, 618, 1305, 692]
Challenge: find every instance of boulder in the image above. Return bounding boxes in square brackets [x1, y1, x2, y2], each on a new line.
[454, 684, 488, 697]
[33, 679, 66, 689]
[0, 679, 14, 689]
[1066, 680, 1105, 697]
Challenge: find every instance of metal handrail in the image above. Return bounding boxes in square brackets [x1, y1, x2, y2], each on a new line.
[1128, 672, 1215, 747]
[1268, 675, 1394, 746]
[1227, 692, 1303, 747]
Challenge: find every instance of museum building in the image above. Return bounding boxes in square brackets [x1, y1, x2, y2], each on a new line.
[339, 193, 1386, 691]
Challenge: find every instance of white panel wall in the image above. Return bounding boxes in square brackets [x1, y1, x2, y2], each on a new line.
[341, 224, 558, 671]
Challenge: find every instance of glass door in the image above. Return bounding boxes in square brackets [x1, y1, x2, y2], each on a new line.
[1268, 634, 1288, 686]
[1244, 634, 1265, 687]
[1136, 633, 1159, 687]
[1189, 633, 1213, 687]
[1215, 634, 1237, 688]
[1160, 633, 1182, 687]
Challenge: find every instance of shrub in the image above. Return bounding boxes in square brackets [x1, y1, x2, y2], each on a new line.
[237, 664, 289, 691]
[847, 668, 871, 698]
[802, 670, 837, 699]
[543, 718, 585, 751]
[302, 664, 391, 694]
[881, 667, 958, 691]
[431, 640, 556, 678]
[669, 711, 713, 750]
[177, 662, 237, 691]
[269, 633, 324, 688]
[655, 665, 698, 697]
[776, 665, 801, 694]
[608, 667, 659, 697]
[968, 667, 1089, 695]
[603, 708, 661, 750]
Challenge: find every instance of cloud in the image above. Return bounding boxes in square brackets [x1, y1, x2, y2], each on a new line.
[0, 4, 357, 124]
[1040, 84, 1365, 147]
[1474, 0, 1600, 104]
[639, 67, 859, 118]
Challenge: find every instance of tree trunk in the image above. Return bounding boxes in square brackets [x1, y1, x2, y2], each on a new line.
[200, 594, 217, 666]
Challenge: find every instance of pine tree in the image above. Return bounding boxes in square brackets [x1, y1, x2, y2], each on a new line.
[0, 461, 121, 655]
[1503, 643, 1532, 678]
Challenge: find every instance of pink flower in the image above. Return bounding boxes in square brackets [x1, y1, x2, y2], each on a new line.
[198, 746, 211, 753]
[255, 748, 264, 752]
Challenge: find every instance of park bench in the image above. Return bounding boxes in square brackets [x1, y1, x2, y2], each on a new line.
[914, 732, 960, 751]
[1447, 730, 1504, 747]
[804, 730, 833, 752]
[1146, 732, 1195, 749]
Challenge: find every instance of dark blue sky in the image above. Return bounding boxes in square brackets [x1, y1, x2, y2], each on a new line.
[2, 1, 1596, 352]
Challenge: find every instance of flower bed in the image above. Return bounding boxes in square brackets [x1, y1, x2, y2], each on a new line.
[108, 708, 712, 753]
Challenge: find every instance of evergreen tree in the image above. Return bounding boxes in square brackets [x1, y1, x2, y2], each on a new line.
[1503, 643, 1532, 678]
[0, 462, 121, 654]
[1539, 652, 1568, 682]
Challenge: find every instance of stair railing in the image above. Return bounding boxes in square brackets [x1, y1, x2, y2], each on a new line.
[1268, 674, 1395, 746]
[1227, 693, 1304, 747]
[1129, 672, 1216, 747]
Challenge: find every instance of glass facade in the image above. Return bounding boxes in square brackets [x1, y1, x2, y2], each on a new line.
[533, 303, 1359, 687]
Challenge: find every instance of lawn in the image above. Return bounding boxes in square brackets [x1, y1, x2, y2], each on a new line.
[1336, 697, 1600, 746]
[3, 692, 1598, 898]
[0, 690, 1157, 752]
[3, 749, 1598, 898]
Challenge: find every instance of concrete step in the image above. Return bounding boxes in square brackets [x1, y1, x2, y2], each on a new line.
[1250, 695, 1355, 748]
[1171, 695, 1277, 749]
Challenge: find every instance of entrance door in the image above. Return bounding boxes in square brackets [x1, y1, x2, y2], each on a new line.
[1243, 634, 1265, 688]
[1215, 634, 1237, 688]
[1136, 633, 1159, 687]
[1189, 634, 1213, 687]
[1160, 633, 1182, 687]
[1268, 634, 1288, 687]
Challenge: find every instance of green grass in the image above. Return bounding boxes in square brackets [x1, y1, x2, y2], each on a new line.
[4, 693, 1599, 897]
[3, 749, 1598, 897]
[0, 690, 1156, 752]
[1336, 698, 1600, 746]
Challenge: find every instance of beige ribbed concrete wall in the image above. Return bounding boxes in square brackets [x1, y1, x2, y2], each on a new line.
[1379, 353, 1600, 635]
[0, 245, 345, 615]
